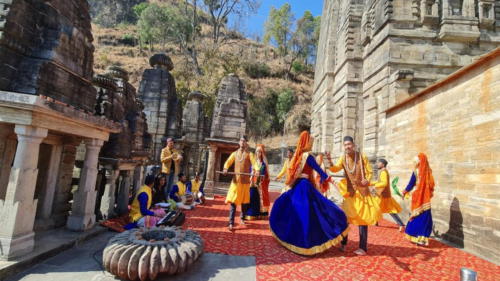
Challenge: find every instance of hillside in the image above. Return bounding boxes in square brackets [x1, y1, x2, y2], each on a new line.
[90, 1, 314, 151]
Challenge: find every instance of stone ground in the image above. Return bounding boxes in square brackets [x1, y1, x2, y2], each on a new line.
[7, 230, 256, 281]
[6, 183, 287, 281]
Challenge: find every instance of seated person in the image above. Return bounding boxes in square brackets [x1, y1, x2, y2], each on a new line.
[187, 172, 205, 204]
[127, 175, 166, 229]
[170, 172, 195, 210]
[152, 174, 167, 204]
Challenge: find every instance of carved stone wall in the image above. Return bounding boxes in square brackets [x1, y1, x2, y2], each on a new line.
[312, 0, 500, 164]
[386, 48, 500, 264]
[0, 0, 96, 111]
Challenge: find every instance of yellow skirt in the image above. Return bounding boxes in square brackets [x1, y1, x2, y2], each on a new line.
[375, 196, 403, 214]
[225, 181, 250, 205]
[342, 191, 382, 225]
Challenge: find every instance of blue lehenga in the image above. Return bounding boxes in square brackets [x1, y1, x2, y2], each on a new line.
[405, 173, 433, 245]
[269, 154, 349, 255]
[246, 161, 269, 220]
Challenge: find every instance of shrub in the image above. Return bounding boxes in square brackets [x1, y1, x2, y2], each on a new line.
[292, 61, 305, 74]
[121, 34, 135, 46]
[242, 62, 271, 79]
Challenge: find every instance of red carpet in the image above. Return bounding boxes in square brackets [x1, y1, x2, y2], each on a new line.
[182, 191, 499, 280]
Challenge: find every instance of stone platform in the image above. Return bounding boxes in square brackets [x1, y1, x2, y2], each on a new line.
[0, 226, 106, 280]
[7, 231, 256, 281]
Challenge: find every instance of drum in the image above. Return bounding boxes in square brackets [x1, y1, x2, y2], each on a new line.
[181, 193, 194, 205]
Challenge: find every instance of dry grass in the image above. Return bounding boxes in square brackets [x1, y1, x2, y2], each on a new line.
[91, 22, 311, 142]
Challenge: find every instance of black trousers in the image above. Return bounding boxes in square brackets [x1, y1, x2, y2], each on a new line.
[390, 213, 405, 227]
[342, 225, 368, 252]
[229, 203, 248, 226]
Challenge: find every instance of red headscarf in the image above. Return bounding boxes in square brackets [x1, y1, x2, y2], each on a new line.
[255, 144, 269, 179]
[411, 153, 435, 218]
[285, 131, 313, 186]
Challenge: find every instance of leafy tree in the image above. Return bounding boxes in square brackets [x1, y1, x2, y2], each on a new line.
[263, 3, 295, 59]
[133, 3, 148, 52]
[276, 89, 294, 125]
[202, 0, 261, 45]
[264, 5, 321, 78]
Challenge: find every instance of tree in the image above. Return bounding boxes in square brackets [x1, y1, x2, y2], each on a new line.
[276, 89, 294, 126]
[202, 0, 261, 46]
[133, 3, 148, 52]
[263, 3, 295, 59]
[264, 5, 321, 78]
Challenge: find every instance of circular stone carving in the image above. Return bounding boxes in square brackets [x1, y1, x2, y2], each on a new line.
[103, 226, 204, 280]
[149, 53, 174, 71]
[106, 65, 129, 81]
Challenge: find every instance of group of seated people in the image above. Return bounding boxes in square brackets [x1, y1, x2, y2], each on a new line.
[126, 172, 205, 229]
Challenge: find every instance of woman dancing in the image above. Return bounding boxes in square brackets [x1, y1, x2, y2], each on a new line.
[246, 144, 270, 220]
[269, 131, 349, 255]
[403, 153, 435, 246]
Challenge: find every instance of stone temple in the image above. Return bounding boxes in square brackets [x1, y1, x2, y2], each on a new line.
[312, 0, 500, 160]
[312, 0, 500, 263]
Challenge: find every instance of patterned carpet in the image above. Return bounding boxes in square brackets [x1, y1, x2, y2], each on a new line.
[182, 191, 500, 280]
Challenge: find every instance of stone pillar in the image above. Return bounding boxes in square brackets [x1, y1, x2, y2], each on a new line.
[116, 170, 132, 216]
[100, 168, 120, 220]
[67, 139, 103, 232]
[0, 125, 48, 260]
[204, 146, 218, 198]
[132, 165, 144, 197]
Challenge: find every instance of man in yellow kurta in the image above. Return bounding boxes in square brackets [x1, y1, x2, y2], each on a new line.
[161, 138, 182, 199]
[326, 136, 382, 256]
[129, 175, 163, 227]
[223, 135, 258, 231]
[371, 159, 405, 232]
[274, 148, 294, 181]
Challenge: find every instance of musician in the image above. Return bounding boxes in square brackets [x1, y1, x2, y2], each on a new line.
[325, 136, 382, 256]
[128, 175, 166, 228]
[161, 138, 183, 199]
[187, 172, 205, 204]
[223, 135, 259, 231]
[170, 172, 195, 210]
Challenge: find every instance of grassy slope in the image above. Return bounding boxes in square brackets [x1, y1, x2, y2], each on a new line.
[91, 22, 312, 151]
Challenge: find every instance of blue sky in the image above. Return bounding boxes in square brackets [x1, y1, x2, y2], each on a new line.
[229, 0, 324, 38]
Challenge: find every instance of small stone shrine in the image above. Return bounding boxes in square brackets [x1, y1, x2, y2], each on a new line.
[138, 53, 183, 165]
[91, 66, 150, 220]
[204, 74, 248, 197]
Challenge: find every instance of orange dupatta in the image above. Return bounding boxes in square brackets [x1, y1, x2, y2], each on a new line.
[254, 144, 270, 209]
[410, 153, 435, 219]
[285, 131, 314, 188]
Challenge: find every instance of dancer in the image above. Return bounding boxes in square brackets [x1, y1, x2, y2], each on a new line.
[314, 154, 329, 197]
[402, 153, 435, 246]
[270, 131, 349, 255]
[187, 172, 205, 204]
[223, 135, 258, 231]
[161, 138, 183, 198]
[326, 136, 382, 256]
[274, 148, 294, 181]
[370, 159, 405, 232]
[246, 144, 270, 220]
